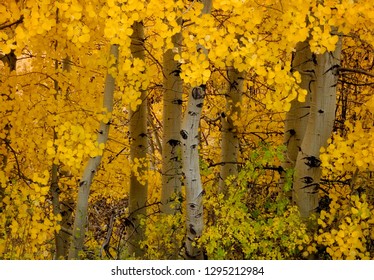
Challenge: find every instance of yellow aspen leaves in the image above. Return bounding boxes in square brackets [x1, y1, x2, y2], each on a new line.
[320, 120, 374, 175]
[1, 0, 373, 260]
[46, 123, 102, 171]
[316, 190, 374, 259]
[297, 89, 307, 103]
[15, 26, 27, 40]
[86, 4, 96, 18]
[68, 1, 83, 20]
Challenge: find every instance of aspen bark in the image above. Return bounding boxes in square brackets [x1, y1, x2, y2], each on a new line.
[68, 45, 118, 259]
[51, 160, 65, 259]
[181, 86, 205, 259]
[52, 57, 72, 259]
[161, 20, 183, 215]
[181, 0, 212, 260]
[219, 68, 243, 193]
[127, 22, 148, 258]
[293, 39, 342, 218]
[281, 41, 313, 194]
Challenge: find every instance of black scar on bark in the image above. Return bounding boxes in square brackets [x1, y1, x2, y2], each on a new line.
[192, 87, 205, 99]
[172, 99, 183, 105]
[180, 130, 188, 139]
[189, 224, 196, 235]
[288, 129, 296, 136]
[303, 156, 321, 168]
[167, 139, 181, 147]
[301, 176, 314, 184]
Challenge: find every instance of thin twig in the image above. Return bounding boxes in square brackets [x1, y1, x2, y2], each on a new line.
[338, 67, 374, 78]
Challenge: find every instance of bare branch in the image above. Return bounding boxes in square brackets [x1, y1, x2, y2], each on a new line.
[338, 67, 374, 78]
[0, 15, 24, 30]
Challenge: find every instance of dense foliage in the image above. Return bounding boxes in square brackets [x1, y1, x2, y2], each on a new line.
[1, 0, 373, 259]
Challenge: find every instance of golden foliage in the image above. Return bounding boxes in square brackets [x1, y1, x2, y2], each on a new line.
[1, 0, 373, 259]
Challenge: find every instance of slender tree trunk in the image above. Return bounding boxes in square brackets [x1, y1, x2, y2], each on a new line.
[280, 41, 313, 195]
[51, 11, 71, 258]
[127, 22, 148, 258]
[51, 57, 72, 259]
[51, 72, 62, 259]
[161, 19, 183, 215]
[68, 45, 118, 259]
[181, 86, 206, 259]
[293, 39, 342, 218]
[50, 159, 65, 259]
[0, 51, 17, 211]
[219, 68, 243, 193]
[181, 0, 212, 260]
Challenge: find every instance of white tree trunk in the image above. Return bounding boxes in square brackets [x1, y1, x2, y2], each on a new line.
[127, 22, 148, 258]
[219, 68, 243, 193]
[52, 57, 72, 259]
[68, 44, 118, 259]
[161, 21, 183, 215]
[281, 41, 312, 195]
[293, 39, 342, 218]
[181, 86, 206, 259]
[181, 0, 212, 260]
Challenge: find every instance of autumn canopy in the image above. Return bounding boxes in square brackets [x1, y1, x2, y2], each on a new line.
[0, 0, 374, 260]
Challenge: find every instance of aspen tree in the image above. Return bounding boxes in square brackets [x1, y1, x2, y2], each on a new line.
[161, 18, 183, 215]
[127, 22, 148, 258]
[51, 57, 72, 259]
[219, 68, 244, 193]
[1, 0, 374, 260]
[181, 0, 212, 260]
[293, 37, 342, 218]
[69, 45, 118, 259]
[281, 40, 313, 196]
[159, 5, 184, 259]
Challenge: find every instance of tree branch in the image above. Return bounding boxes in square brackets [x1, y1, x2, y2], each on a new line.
[0, 15, 24, 30]
[338, 67, 374, 78]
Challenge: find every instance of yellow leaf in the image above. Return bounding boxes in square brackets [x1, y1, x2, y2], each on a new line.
[297, 89, 307, 102]
[99, 143, 105, 150]
[203, 69, 211, 79]
[78, 33, 90, 43]
[284, 102, 291, 112]
[351, 207, 359, 215]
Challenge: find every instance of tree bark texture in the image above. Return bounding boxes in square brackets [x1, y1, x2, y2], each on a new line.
[161, 20, 183, 215]
[68, 44, 118, 259]
[127, 22, 149, 258]
[181, 86, 205, 259]
[219, 68, 243, 193]
[52, 57, 72, 259]
[281, 41, 313, 195]
[181, 0, 212, 260]
[293, 39, 342, 218]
